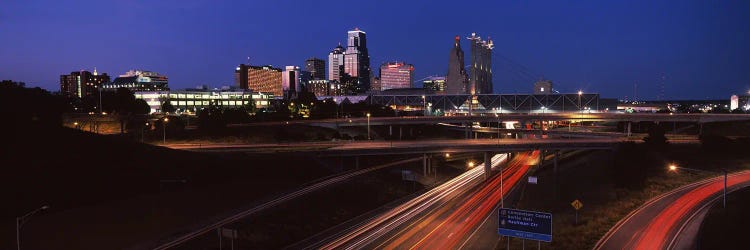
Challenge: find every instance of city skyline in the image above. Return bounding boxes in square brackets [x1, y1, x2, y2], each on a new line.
[1, 0, 749, 99]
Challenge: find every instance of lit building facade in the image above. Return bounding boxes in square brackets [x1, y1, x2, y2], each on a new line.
[305, 58, 326, 80]
[328, 44, 345, 82]
[379, 62, 414, 90]
[282, 66, 301, 98]
[234, 64, 283, 97]
[134, 90, 273, 114]
[423, 76, 446, 93]
[103, 70, 169, 92]
[467, 33, 493, 94]
[60, 69, 111, 98]
[343, 28, 371, 93]
[730, 94, 750, 111]
[446, 36, 468, 94]
[307, 80, 342, 97]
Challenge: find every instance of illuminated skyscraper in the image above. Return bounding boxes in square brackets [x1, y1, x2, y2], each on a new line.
[282, 66, 301, 99]
[328, 43, 345, 81]
[379, 61, 414, 90]
[446, 36, 468, 94]
[343, 28, 371, 93]
[467, 32, 493, 94]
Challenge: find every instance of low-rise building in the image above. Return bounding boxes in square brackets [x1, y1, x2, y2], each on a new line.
[306, 79, 343, 97]
[135, 89, 273, 114]
[422, 76, 446, 93]
[103, 70, 169, 92]
[533, 79, 553, 95]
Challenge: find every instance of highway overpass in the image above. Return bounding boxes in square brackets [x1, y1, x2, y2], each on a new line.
[227, 113, 750, 128]
[169, 138, 618, 156]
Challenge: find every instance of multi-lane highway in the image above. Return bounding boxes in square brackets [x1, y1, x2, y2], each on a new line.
[595, 170, 750, 249]
[167, 138, 616, 156]
[306, 151, 538, 249]
[307, 153, 511, 249]
[393, 151, 538, 250]
[224, 113, 750, 128]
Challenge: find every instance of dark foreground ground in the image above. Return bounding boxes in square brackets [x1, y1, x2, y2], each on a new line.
[1, 124, 336, 249]
[699, 187, 750, 248]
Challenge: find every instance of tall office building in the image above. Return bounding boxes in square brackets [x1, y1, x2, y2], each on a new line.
[343, 28, 371, 93]
[60, 69, 111, 98]
[467, 32, 493, 94]
[446, 36, 468, 94]
[234, 64, 283, 97]
[379, 61, 414, 90]
[305, 58, 326, 80]
[282, 66, 301, 99]
[423, 76, 446, 92]
[328, 43, 345, 82]
[103, 70, 168, 92]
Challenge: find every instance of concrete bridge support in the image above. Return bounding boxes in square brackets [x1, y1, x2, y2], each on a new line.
[553, 150, 559, 175]
[553, 150, 560, 199]
[464, 123, 472, 139]
[423, 154, 432, 176]
[485, 152, 492, 180]
[626, 122, 632, 137]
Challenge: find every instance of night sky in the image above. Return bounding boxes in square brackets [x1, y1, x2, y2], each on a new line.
[2, 0, 749, 100]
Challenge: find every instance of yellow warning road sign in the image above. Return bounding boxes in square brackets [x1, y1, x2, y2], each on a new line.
[571, 199, 583, 210]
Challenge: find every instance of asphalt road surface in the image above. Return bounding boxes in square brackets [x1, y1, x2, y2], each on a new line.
[595, 170, 750, 249]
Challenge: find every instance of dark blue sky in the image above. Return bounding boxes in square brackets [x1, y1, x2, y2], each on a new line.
[2, 0, 748, 100]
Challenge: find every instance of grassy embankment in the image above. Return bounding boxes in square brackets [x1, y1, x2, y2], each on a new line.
[0, 125, 336, 249]
[699, 187, 750, 248]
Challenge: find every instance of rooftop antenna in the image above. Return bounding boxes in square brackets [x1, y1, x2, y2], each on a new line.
[246, 56, 251, 65]
[659, 74, 666, 101]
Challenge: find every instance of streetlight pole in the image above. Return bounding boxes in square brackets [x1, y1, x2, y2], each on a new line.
[496, 114, 500, 144]
[163, 117, 169, 144]
[578, 90, 583, 113]
[99, 86, 103, 114]
[669, 165, 728, 208]
[422, 95, 426, 116]
[366, 113, 371, 140]
[17, 205, 49, 250]
[334, 98, 338, 118]
[142, 122, 149, 143]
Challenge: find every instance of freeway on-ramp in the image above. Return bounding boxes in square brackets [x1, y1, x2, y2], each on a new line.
[595, 170, 750, 249]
